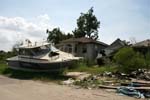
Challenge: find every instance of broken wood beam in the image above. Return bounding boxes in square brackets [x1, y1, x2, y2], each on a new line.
[98, 85, 150, 90]
[98, 85, 118, 89]
[131, 78, 150, 84]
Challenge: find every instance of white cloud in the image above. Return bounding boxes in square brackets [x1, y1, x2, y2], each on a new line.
[37, 14, 51, 29]
[0, 15, 51, 51]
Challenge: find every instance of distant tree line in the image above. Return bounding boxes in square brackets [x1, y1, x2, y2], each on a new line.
[0, 50, 17, 62]
[47, 7, 100, 44]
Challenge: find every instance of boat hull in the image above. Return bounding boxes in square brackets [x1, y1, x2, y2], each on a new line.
[7, 59, 74, 72]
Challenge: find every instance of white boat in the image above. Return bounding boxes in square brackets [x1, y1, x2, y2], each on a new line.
[6, 40, 81, 71]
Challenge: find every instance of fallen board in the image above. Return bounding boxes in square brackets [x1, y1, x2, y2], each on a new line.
[121, 83, 150, 87]
[98, 85, 118, 89]
[134, 87, 150, 90]
[131, 78, 150, 84]
[98, 85, 150, 90]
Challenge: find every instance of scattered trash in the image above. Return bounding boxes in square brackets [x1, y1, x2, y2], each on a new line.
[62, 69, 150, 98]
[62, 78, 74, 85]
[87, 87, 92, 90]
[130, 69, 150, 81]
[117, 86, 145, 98]
[65, 72, 91, 80]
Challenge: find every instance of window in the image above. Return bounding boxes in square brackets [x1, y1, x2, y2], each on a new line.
[19, 49, 33, 56]
[75, 45, 77, 53]
[67, 44, 72, 53]
[82, 46, 87, 53]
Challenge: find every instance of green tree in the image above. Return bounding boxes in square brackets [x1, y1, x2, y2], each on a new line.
[65, 33, 74, 39]
[47, 28, 63, 44]
[73, 7, 100, 40]
[145, 52, 150, 68]
[0, 50, 7, 61]
[47, 28, 74, 44]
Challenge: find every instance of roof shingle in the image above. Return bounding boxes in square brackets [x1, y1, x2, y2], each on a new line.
[60, 37, 108, 46]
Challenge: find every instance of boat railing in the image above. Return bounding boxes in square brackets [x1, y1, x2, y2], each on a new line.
[18, 55, 48, 63]
[18, 55, 32, 62]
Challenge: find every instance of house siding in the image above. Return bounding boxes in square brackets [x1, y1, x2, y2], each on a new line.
[57, 43, 107, 60]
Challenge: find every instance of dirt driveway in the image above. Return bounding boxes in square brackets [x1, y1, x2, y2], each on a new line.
[0, 75, 137, 100]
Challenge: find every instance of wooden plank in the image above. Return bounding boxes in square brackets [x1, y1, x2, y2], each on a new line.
[131, 78, 150, 84]
[134, 87, 150, 90]
[121, 83, 150, 87]
[98, 85, 150, 90]
[98, 85, 118, 89]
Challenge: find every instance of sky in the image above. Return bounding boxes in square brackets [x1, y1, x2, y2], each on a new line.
[0, 0, 150, 51]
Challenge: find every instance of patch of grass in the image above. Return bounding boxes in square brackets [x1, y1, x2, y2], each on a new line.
[67, 64, 118, 74]
[0, 61, 8, 74]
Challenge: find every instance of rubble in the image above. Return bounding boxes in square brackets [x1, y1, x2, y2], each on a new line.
[62, 69, 150, 98]
[65, 72, 91, 80]
[130, 69, 150, 81]
[61, 78, 74, 85]
[64, 72, 125, 89]
[62, 72, 91, 85]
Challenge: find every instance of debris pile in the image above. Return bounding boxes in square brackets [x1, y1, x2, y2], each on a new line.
[62, 71, 129, 88]
[61, 72, 91, 85]
[62, 70, 150, 98]
[99, 69, 150, 81]
[73, 74, 125, 89]
[65, 72, 91, 80]
[130, 69, 150, 81]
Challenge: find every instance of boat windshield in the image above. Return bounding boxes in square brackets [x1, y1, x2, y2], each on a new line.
[32, 45, 50, 56]
[19, 44, 50, 56]
[19, 49, 33, 56]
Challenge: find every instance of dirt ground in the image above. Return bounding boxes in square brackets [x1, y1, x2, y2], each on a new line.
[0, 75, 137, 100]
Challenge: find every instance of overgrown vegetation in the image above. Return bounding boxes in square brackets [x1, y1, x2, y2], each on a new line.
[0, 50, 17, 61]
[0, 62, 7, 74]
[65, 60, 118, 74]
[68, 47, 150, 75]
[113, 47, 149, 73]
[145, 52, 150, 68]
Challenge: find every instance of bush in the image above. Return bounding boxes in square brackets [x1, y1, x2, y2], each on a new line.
[145, 52, 150, 68]
[113, 47, 146, 73]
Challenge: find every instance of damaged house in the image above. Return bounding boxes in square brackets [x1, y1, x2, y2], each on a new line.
[132, 39, 150, 55]
[97, 38, 128, 65]
[104, 38, 128, 56]
[56, 37, 108, 60]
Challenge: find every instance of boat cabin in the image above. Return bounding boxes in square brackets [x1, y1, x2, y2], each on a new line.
[18, 43, 59, 57]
